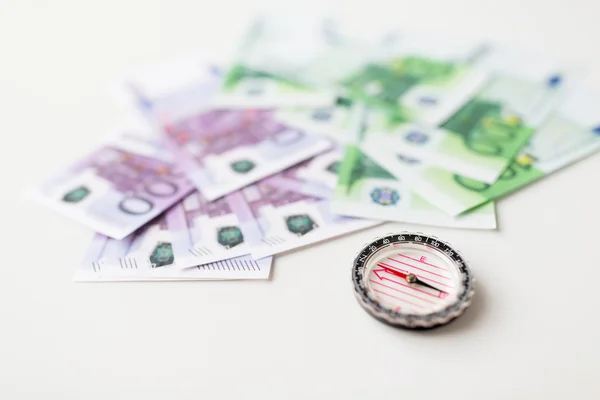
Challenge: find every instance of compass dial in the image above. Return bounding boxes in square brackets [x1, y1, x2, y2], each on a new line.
[352, 233, 474, 329]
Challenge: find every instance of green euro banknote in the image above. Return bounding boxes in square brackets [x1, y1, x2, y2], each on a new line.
[274, 98, 359, 144]
[332, 145, 497, 230]
[359, 46, 568, 183]
[338, 32, 489, 126]
[405, 86, 600, 216]
[217, 16, 488, 124]
[215, 15, 370, 108]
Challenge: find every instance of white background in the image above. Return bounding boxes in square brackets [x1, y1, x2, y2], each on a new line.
[1, 0, 600, 398]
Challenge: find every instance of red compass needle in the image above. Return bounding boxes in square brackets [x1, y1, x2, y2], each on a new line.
[376, 263, 445, 293]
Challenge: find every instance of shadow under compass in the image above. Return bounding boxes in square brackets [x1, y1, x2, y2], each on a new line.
[416, 280, 486, 336]
[372, 280, 487, 336]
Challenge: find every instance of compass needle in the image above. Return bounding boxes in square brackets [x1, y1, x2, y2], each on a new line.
[377, 263, 446, 293]
[352, 233, 474, 329]
[411, 275, 445, 293]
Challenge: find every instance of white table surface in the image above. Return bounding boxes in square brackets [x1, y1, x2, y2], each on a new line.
[2, 1, 600, 398]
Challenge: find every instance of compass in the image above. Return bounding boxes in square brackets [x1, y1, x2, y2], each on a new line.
[352, 232, 474, 330]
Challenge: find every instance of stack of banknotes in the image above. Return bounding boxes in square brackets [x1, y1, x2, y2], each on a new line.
[27, 16, 600, 281]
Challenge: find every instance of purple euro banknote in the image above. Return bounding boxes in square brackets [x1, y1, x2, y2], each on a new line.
[118, 53, 223, 128]
[76, 213, 272, 281]
[265, 147, 344, 199]
[168, 191, 252, 267]
[163, 109, 333, 201]
[27, 129, 195, 240]
[225, 179, 380, 259]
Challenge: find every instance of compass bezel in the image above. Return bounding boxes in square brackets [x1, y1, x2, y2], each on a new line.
[352, 232, 474, 329]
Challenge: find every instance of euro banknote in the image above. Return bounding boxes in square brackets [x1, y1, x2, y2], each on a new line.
[217, 16, 488, 124]
[410, 86, 600, 216]
[275, 104, 493, 229]
[331, 145, 497, 229]
[169, 191, 252, 267]
[27, 128, 195, 240]
[76, 231, 272, 282]
[163, 109, 332, 201]
[265, 147, 343, 199]
[124, 57, 335, 201]
[215, 15, 366, 108]
[225, 180, 380, 259]
[360, 46, 568, 183]
[273, 98, 357, 144]
[69, 189, 254, 271]
[119, 54, 223, 128]
[339, 31, 489, 126]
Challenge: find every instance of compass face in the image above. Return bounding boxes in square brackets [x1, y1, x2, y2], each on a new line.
[364, 244, 459, 314]
[352, 233, 473, 329]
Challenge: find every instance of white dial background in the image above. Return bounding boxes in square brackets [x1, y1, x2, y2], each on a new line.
[364, 243, 462, 315]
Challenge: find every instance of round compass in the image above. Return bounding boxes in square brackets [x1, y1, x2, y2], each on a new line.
[352, 232, 474, 330]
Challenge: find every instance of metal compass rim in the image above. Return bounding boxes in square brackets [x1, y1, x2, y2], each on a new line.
[351, 232, 475, 330]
